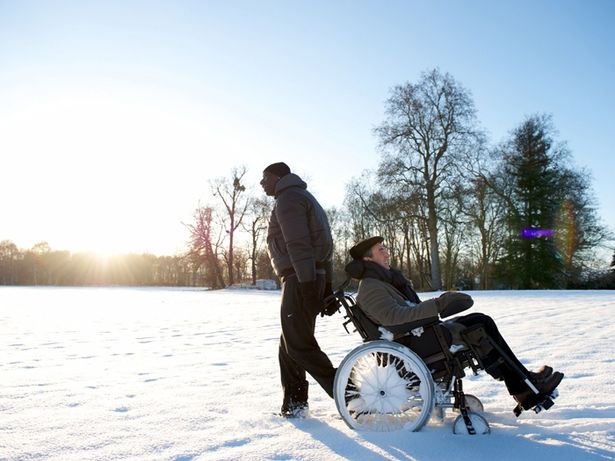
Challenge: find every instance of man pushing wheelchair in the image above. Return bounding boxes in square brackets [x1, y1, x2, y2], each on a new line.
[261, 160, 563, 428]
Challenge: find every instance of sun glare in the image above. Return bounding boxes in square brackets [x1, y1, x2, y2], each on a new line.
[2, 86, 214, 256]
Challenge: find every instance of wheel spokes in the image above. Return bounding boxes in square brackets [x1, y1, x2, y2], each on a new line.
[344, 350, 428, 430]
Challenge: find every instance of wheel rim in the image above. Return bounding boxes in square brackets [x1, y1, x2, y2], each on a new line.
[452, 412, 490, 435]
[464, 394, 484, 413]
[334, 341, 434, 432]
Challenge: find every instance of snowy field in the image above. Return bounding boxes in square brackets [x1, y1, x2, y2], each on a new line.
[1, 287, 614, 461]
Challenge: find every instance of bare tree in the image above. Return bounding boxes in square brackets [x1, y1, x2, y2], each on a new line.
[0, 240, 20, 285]
[185, 206, 226, 288]
[211, 166, 249, 286]
[440, 193, 467, 290]
[344, 172, 433, 288]
[374, 69, 483, 290]
[243, 196, 271, 285]
[463, 176, 507, 289]
[325, 206, 355, 285]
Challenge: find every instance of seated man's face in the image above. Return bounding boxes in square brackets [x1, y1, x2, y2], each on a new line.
[365, 243, 390, 269]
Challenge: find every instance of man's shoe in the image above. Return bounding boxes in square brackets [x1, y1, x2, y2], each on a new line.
[280, 402, 309, 419]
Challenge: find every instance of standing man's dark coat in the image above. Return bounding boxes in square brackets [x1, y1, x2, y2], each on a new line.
[261, 162, 336, 417]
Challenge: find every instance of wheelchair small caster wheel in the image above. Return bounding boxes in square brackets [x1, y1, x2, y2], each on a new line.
[454, 394, 484, 414]
[453, 412, 490, 435]
[464, 394, 484, 413]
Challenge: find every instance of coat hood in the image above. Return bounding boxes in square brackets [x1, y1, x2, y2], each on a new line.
[274, 173, 307, 196]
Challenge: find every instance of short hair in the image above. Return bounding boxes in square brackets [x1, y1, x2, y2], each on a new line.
[363, 247, 375, 258]
[263, 162, 291, 178]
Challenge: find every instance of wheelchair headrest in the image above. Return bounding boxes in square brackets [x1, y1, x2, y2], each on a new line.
[344, 260, 365, 279]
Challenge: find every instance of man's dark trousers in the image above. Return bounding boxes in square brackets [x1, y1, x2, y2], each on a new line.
[278, 273, 336, 401]
[455, 312, 531, 394]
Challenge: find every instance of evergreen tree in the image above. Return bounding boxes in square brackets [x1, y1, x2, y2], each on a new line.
[501, 115, 564, 288]
[494, 114, 608, 288]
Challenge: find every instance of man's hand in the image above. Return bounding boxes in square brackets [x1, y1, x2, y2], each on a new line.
[320, 281, 339, 317]
[320, 298, 339, 317]
[436, 292, 474, 318]
[300, 280, 339, 316]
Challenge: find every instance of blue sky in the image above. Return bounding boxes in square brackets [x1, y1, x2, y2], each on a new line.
[1, 0, 613, 259]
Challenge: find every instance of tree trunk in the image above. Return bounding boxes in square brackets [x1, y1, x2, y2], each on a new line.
[228, 213, 235, 286]
[251, 222, 258, 285]
[426, 187, 442, 290]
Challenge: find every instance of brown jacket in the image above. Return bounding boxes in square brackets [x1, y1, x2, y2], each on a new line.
[356, 278, 439, 327]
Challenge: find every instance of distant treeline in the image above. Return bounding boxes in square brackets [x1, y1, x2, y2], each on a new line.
[4, 69, 615, 290]
[0, 239, 278, 288]
[0, 241, 191, 286]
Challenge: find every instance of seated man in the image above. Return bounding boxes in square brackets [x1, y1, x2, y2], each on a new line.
[344, 236, 564, 413]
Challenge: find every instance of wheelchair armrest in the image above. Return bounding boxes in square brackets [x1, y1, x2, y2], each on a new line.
[382, 316, 440, 335]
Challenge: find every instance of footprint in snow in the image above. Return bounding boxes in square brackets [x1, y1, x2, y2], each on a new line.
[221, 438, 250, 447]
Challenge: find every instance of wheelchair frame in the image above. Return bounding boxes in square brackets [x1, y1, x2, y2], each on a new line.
[330, 286, 489, 434]
[327, 283, 558, 434]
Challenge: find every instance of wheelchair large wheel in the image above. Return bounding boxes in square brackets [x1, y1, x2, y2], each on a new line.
[334, 340, 434, 432]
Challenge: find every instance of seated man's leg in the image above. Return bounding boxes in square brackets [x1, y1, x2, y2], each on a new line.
[454, 313, 533, 394]
[454, 313, 563, 406]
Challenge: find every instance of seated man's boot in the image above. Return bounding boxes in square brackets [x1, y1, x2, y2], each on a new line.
[514, 370, 563, 410]
[528, 365, 553, 382]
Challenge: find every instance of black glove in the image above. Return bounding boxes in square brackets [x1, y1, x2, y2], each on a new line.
[320, 298, 339, 317]
[320, 281, 339, 317]
[300, 280, 339, 317]
[437, 292, 474, 318]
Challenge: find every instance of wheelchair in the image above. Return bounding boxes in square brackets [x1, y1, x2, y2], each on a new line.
[327, 284, 557, 435]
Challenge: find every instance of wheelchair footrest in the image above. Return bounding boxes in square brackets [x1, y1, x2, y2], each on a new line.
[513, 389, 559, 417]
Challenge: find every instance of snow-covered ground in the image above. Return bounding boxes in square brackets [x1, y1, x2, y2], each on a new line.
[1, 287, 614, 461]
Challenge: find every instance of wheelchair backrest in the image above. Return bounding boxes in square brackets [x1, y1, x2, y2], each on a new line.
[330, 287, 447, 349]
[331, 289, 392, 342]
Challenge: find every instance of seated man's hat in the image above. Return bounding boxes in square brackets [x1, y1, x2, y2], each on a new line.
[349, 236, 384, 260]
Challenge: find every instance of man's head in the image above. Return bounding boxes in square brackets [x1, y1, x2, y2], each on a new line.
[260, 162, 291, 196]
[349, 236, 390, 269]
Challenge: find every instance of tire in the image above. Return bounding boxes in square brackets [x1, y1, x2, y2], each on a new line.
[334, 340, 435, 432]
[452, 412, 490, 435]
[464, 394, 484, 413]
[452, 394, 484, 413]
